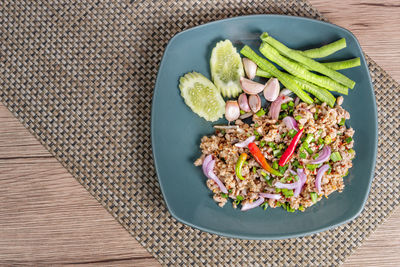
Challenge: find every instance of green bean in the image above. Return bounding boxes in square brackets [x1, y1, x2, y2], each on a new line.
[290, 76, 336, 107]
[300, 38, 346, 58]
[259, 42, 348, 95]
[256, 69, 336, 107]
[256, 69, 272, 78]
[322, 58, 360, 70]
[261, 33, 355, 89]
[240, 45, 313, 104]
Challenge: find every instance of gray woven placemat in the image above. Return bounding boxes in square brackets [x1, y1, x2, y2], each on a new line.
[0, 0, 399, 265]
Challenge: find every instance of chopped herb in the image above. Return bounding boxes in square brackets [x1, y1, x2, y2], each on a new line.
[317, 129, 323, 135]
[314, 108, 319, 120]
[260, 140, 266, 147]
[338, 118, 346, 126]
[256, 108, 266, 117]
[221, 193, 228, 198]
[261, 201, 268, 210]
[299, 152, 307, 159]
[343, 170, 349, 177]
[327, 165, 332, 174]
[286, 204, 295, 213]
[244, 161, 249, 165]
[278, 143, 286, 150]
[306, 164, 319, 171]
[313, 153, 319, 159]
[254, 123, 259, 127]
[275, 188, 282, 193]
[272, 161, 279, 170]
[280, 177, 287, 183]
[282, 189, 294, 198]
[305, 133, 314, 144]
[299, 125, 304, 130]
[294, 175, 299, 181]
[288, 101, 294, 107]
[278, 164, 288, 174]
[330, 152, 342, 162]
[252, 166, 257, 174]
[348, 149, 355, 154]
[345, 137, 353, 143]
[292, 159, 302, 169]
[235, 195, 244, 203]
[276, 201, 282, 207]
[298, 205, 305, 211]
[240, 110, 245, 115]
[337, 132, 343, 135]
[278, 113, 288, 119]
[268, 142, 276, 149]
[318, 137, 324, 145]
[310, 192, 318, 203]
[273, 149, 282, 157]
[260, 171, 267, 177]
[266, 178, 273, 186]
[280, 132, 287, 138]
[324, 135, 332, 145]
[288, 129, 297, 138]
[318, 144, 325, 151]
[281, 103, 288, 110]
[220, 130, 226, 135]
[295, 115, 302, 121]
[228, 189, 232, 193]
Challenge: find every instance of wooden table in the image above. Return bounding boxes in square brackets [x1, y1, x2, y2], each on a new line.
[1, 1, 399, 266]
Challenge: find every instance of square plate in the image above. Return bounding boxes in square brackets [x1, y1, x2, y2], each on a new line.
[151, 15, 377, 239]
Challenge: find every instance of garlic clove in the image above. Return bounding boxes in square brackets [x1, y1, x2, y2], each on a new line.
[263, 78, 280, 102]
[240, 77, 265, 95]
[238, 93, 251, 113]
[242, 58, 257, 80]
[248, 94, 261, 113]
[225, 100, 240, 122]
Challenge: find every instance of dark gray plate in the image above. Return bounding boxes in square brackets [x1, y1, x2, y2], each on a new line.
[151, 15, 377, 239]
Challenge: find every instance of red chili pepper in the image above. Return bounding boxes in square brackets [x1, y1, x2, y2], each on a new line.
[279, 128, 304, 166]
[248, 142, 282, 177]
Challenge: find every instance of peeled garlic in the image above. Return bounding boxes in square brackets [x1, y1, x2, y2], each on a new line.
[240, 77, 265, 95]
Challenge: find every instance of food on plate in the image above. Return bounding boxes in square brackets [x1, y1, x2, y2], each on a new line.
[177, 32, 359, 212]
[179, 72, 225, 122]
[210, 39, 244, 98]
[194, 97, 355, 212]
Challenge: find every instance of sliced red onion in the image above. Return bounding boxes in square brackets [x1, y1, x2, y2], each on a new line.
[235, 136, 256, 148]
[294, 168, 307, 197]
[241, 197, 265, 211]
[289, 169, 297, 176]
[315, 164, 330, 194]
[294, 97, 300, 106]
[263, 78, 280, 102]
[268, 95, 293, 120]
[282, 116, 298, 131]
[259, 193, 282, 200]
[310, 146, 331, 165]
[240, 77, 265, 95]
[203, 158, 228, 194]
[275, 180, 301, 190]
[202, 154, 213, 175]
[243, 58, 257, 80]
[238, 93, 251, 112]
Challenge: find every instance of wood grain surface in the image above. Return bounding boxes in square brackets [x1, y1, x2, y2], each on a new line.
[0, 1, 399, 266]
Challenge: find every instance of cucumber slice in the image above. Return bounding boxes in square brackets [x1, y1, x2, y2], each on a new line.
[179, 72, 225, 122]
[210, 40, 244, 98]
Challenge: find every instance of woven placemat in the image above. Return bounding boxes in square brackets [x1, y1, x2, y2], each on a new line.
[1, 0, 399, 265]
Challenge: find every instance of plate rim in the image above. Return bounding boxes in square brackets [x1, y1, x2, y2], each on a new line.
[151, 14, 378, 240]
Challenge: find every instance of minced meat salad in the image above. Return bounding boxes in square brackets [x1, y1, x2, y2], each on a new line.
[195, 96, 355, 212]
